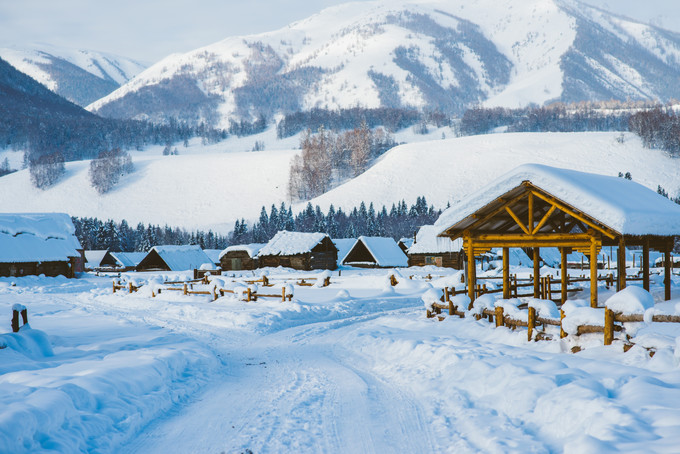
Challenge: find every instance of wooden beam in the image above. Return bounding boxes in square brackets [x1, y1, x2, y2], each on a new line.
[465, 232, 475, 304]
[442, 190, 529, 237]
[533, 247, 540, 298]
[528, 192, 534, 233]
[474, 233, 592, 241]
[590, 235, 600, 308]
[665, 242, 672, 301]
[505, 206, 530, 235]
[503, 247, 509, 299]
[617, 237, 626, 291]
[531, 190, 617, 240]
[532, 204, 557, 235]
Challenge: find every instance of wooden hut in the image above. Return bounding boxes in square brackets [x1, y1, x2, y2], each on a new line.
[342, 236, 408, 268]
[408, 225, 464, 268]
[257, 231, 337, 270]
[219, 243, 266, 271]
[435, 164, 680, 308]
[136, 245, 213, 272]
[0, 213, 84, 278]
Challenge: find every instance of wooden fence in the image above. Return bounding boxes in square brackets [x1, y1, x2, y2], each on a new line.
[427, 285, 680, 348]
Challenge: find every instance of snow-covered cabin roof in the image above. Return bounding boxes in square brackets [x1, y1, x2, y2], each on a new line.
[257, 231, 333, 257]
[84, 250, 109, 268]
[332, 238, 356, 263]
[110, 252, 146, 268]
[343, 236, 408, 267]
[145, 245, 213, 271]
[409, 225, 463, 254]
[0, 213, 82, 263]
[219, 243, 267, 260]
[435, 164, 680, 237]
[398, 237, 414, 251]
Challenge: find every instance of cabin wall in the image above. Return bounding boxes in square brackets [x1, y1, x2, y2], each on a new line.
[408, 252, 463, 269]
[0, 261, 72, 277]
[220, 251, 257, 271]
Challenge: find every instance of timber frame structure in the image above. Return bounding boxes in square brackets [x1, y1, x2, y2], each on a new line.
[438, 180, 676, 308]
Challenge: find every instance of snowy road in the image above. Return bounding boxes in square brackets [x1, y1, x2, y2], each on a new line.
[2, 272, 680, 453]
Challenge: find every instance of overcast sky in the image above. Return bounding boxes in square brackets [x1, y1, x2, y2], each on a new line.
[0, 0, 678, 64]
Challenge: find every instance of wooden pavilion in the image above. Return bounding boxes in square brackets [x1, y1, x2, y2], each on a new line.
[435, 164, 680, 308]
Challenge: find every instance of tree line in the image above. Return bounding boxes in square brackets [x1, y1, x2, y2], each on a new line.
[72, 196, 440, 253]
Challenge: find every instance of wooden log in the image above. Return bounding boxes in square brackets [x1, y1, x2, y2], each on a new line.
[11, 309, 20, 332]
[246, 287, 252, 302]
[604, 308, 614, 345]
[577, 324, 605, 335]
[495, 306, 504, 327]
[282, 287, 286, 302]
[183, 283, 188, 295]
[560, 309, 567, 338]
[528, 306, 536, 341]
[113, 280, 116, 294]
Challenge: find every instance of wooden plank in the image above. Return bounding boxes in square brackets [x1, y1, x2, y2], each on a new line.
[505, 206, 530, 235]
[532, 204, 557, 235]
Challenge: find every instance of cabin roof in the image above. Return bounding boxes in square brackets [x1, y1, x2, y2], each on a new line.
[0, 213, 82, 263]
[435, 164, 680, 238]
[344, 236, 408, 267]
[219, 243, 267, 259]
[145, 245, 213, 271]
[332, 238, 356, 263]
[110, 252, 146, 268]
[257, 231, 333, 256]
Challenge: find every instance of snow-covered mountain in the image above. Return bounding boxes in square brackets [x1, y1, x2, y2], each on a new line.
[0, 131, 677, 232]
[0, 44, 146, 106]
[88, 0, 680, 128]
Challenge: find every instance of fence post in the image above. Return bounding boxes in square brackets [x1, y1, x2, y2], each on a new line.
[324, 276, 330, 287]
[11, 309, 20, 332]
[444, 287, 450, 303]
[128, 282, 133, 294]
[112, 280, 116, 293]
[495, 306, 504, 327]
[247, 287, 252, 302]
[604, 308, 614, 345]
[282, 287, 286, 302]
[183, 283, 188, 295]
[527, 306, 536, 341]
[560, 309, 567, 338]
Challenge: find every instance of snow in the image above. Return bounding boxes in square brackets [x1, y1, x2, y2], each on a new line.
[435, 163, 680, 237]
[110, 252, 146, 268]
[0, 265, 679, 452]
[0, 213, 81, 263]
[84, 250, 109, 268]
[344, 236, 408, 267]
[257, 231, 331, 256]
[606, 286, 655, 314]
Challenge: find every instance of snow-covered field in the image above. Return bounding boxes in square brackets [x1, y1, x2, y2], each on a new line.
[1, 130, 678, 233]
[2, 265, 680, 453]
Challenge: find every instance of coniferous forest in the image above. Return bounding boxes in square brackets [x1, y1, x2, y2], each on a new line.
[72, 196, 439, 252]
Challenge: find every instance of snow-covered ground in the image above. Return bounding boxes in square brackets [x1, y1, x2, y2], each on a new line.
[2, 265, 680, 453]
[0, 130, 678, 233]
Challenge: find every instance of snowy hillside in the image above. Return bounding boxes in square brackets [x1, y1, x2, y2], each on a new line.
[0, 131, 677, 233]
[89, 0, 680, 127]
[0, 44, 146, 106]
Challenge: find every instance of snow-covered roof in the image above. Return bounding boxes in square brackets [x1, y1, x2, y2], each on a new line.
[84, 250, 109, 267]
[147, 245, 213, 271]
[332, 238, 356, 263]
[344, 236, 408, 267]
[219, 243, 267, 260]
[110, 252, 146, 268]
[409, 225, 463, 254]
[398, 237, 414, 250]
[0, 213, 82, 263]
[435, 164, 680, 237]
[257, 231, 332, 256]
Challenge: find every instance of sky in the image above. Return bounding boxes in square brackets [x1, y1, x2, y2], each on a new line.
[0, 0, 678, 64]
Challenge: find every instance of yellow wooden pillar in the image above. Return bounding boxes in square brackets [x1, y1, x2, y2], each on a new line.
[617, 237, 626, 291]
[502, 247, 509, 299]
[533, 247, 540, 298]
[560, 247, 568, 304]
[465, 232, 475, 303]
[590, 234, 600, 308]
[642, 238, 650, 291]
